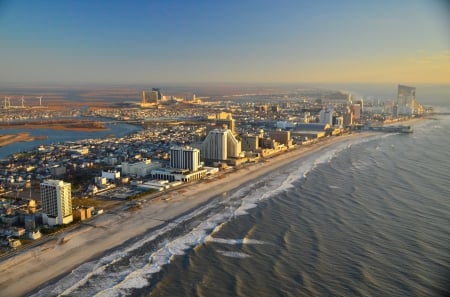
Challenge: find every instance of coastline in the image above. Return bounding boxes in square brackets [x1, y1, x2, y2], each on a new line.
[0, 132, 376, 296]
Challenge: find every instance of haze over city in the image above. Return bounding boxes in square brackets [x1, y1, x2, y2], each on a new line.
[0, 0, 449, 85]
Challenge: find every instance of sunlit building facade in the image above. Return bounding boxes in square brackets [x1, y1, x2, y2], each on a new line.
[170, 146, 201, 172]
[40, 179, 73, 226]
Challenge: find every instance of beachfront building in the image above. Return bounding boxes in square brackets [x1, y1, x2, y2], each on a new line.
[170, 146, 201, 172]
[202, 129, 227, 161]
[268, 130, 293, 148]
[293, 123, 331, 139]
[40, 179, 73, 226]
[398, 84, 424, 116]
[397, 84, 416, 116]
[150, 168, 207, 183]
[201, 129, 242, 163]
[121, 159, 161, 177]
[241, 134, 259, 152]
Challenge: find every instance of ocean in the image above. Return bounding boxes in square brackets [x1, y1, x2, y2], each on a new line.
[30, 113, 449, 297]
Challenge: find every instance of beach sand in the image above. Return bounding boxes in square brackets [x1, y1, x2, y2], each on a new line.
[0, 133, 47, 148]
[0, 132, 373, 296]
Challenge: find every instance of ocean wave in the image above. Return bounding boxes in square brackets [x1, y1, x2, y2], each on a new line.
[205, 237, 268, 245]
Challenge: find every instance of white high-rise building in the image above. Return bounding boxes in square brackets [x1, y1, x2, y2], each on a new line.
[201, 129, 227, 161]
[201, 129, 241, 162]
[40, 179, 73, 226]
[170, 146, 201, 172]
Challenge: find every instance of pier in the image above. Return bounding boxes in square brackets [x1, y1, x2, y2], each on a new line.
[365, 125, 413, 133]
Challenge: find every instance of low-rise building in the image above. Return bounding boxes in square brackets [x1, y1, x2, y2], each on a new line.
[121, 159, 161, 177]
[151, 168, 207, 183]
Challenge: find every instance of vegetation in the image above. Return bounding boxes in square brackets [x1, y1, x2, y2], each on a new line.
[128, 189, 156, 200]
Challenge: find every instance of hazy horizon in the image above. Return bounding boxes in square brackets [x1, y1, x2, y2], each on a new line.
[1, 0, 448, 85]
[1, 82, 449, 106]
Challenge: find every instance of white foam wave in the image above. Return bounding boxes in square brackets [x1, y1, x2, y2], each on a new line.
[217, 250, 251, 258]
[205, 237, 267, 245]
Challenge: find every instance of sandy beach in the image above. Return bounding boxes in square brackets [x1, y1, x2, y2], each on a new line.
[0, 132, 374, 296]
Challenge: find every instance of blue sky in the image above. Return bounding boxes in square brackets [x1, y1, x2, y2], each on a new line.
[0, 0, 448, 85]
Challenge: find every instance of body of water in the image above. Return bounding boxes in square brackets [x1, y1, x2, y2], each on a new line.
[0, 120, 141, 159]
[29, 110, 450, 297]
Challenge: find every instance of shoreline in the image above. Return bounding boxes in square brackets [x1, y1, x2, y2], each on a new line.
[0, 132, 48, 147]
[0, 132, 377, 296]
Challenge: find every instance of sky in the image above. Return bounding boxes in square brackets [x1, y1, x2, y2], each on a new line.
[0, 0, 449, 85]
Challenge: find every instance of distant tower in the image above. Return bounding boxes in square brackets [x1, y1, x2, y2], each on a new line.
[170, 147, 201, 171]
[152, 88, 163, 100]
[40, 180, 73, 226]
[319, 109, 334, 125]
[397, 85, 416, 116]
[141, 89, 160, 107]
[4, 96, 10, 109]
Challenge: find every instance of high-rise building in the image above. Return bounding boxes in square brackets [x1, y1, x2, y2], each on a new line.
[319, 109, 334, 125]
[141, 88, 162, 107]
[201, 129, 227, 161]
[40, 179, 73, 226]
[170, 146, 201, 172]
[152, 88, 163, 100]
[397, 85, 416, 116]
[201, 129, 241, 162]
[350, 104, 361, 121]
[343, 106, 354, 127]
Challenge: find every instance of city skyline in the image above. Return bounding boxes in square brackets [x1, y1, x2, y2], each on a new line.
[0, 0, 449, 85]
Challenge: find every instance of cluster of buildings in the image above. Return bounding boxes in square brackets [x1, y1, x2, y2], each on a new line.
[141, 88, 200, 108]
[0, 84, 426, 253]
